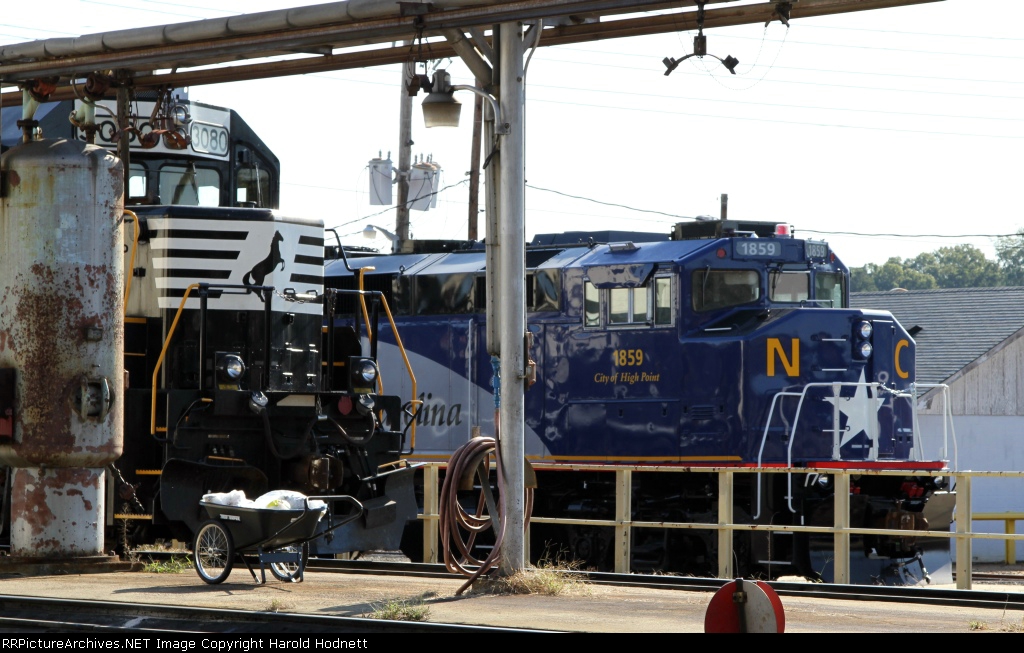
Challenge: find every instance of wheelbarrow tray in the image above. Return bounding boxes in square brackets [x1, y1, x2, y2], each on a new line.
[199, 501, 324, 551]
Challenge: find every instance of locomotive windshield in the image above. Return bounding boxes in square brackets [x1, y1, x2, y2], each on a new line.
[816, 271, 846, 307]
[692, 269, 760, 312]
[768, 270, 810, 303]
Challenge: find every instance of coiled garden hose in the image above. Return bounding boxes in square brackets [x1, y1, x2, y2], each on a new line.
[439, 432, 534, 595]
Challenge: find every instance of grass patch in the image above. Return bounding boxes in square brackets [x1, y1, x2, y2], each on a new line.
[476, 565, 590, 596]
[142, 557, 193, 573]
[471, 548, 591, 597]
[968, 620, 988, 631]
[367, 595, 431, 621]
[266, 598, 293, 613]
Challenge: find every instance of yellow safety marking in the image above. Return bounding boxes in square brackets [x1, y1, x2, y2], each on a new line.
[135, 469, 162, 475]
[115, 514, 154, 520]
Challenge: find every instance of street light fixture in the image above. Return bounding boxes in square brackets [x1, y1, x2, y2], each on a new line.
[362, 224, 400, 252]
[662, 1, 739, 77]
[413, 69, 509, 135]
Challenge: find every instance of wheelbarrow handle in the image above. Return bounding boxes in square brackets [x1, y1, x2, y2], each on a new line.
[305, 495, 363, 514]
[305, 495, 364, 537]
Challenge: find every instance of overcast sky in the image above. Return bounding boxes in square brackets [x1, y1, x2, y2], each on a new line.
[2, 0, 1021, 268]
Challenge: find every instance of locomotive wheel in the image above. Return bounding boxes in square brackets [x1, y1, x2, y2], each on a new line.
[193, 520, 234, 584]
[269, 543, 309, 583]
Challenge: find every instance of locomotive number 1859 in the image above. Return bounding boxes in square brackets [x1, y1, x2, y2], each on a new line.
[615, 349, 644, 366]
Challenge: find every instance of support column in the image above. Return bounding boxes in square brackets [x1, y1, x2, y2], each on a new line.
[614, 469, 632, 573]
[834, 472, 851, 584]
[497, 20, 526, 576]
[718, 470, 734, 579]
[955, 473, 972, 590]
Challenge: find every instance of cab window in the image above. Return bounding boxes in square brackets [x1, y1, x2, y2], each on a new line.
[692, 269, 760, 312]
[769, 271, 810, 303]
[160, 164, 220, 206]
[815, 272, 846, 308]
[584, 276, 674, 327]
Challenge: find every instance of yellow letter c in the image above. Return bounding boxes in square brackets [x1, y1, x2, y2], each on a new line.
[895, 339, 909, 379]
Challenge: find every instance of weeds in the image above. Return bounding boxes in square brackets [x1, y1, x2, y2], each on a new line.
[367, 595, 431, 621]
[266, 598, 291, 613]
[968, 620, 988, 631]
[142, 557, 192, 573]
[471, 546, 591, 597]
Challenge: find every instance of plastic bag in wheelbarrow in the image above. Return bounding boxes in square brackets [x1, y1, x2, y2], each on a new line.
[160, 458, 268, 534]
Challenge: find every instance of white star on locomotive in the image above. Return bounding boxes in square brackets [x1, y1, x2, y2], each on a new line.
[823, 370, 886, 456]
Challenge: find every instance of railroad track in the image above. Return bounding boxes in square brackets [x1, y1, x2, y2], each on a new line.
[0, 594, 559, 634]
[303, 558, 1024, 610]
[132, 550, 1024, 612]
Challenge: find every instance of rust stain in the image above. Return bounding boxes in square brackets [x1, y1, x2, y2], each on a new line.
[7, 170, 19, 187]
[13, 473, 57, 536]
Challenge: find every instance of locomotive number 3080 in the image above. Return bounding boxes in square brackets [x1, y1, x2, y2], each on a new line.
[615, 349, 644, 366]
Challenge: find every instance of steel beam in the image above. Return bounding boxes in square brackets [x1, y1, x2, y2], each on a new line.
[0, 0, 942, 96]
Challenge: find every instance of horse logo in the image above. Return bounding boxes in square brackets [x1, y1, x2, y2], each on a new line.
[243, 230, 285, 303]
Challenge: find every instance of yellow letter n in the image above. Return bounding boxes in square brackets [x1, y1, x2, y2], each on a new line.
[767, 338, 800, 377]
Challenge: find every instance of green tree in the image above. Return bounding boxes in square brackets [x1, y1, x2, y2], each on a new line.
[996, 229, 1024, 286]
[849, 258, 937, 293]
[904, 244, 1001, 288]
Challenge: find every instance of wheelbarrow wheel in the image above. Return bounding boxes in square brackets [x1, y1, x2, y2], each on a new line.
[270, 542, 309, 583]
[193, 519, 234, 584]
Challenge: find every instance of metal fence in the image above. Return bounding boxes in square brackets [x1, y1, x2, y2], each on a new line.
[414, 464, 1024, 590]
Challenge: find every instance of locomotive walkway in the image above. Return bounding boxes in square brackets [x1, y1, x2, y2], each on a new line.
[0, 562, 1023, 633]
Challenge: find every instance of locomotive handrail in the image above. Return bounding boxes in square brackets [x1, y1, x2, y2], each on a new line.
[150, 283, 200, 438]
[354, 266, 422, 453]
[911, 383, 958, 470]
[755, 381, 939, 519]
[356, 266, 384, 396]
[123, 209, 140, 316]
[149, 282, 274, 439]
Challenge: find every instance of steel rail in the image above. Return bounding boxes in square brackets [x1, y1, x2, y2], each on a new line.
[303, 558, 1024, 609]
[0, 594, 561, 633]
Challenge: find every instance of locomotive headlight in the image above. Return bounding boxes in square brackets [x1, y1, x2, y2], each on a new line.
[349, 357, 379, 392]
[857, 342, 874, 359]
[856, 320, 873, 339]
[216, 353, 246, 389]
[357, 360, 378, 383]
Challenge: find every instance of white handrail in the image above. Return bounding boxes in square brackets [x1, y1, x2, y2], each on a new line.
[754, 381, 944, 518]
[912, 383, 958, 471]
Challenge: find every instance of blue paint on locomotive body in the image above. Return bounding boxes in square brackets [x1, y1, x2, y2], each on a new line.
[326, 225, 931, 469]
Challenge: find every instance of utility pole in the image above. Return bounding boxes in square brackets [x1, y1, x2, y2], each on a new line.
[395, 57, 415, 248]
[467, 90, 483, 241]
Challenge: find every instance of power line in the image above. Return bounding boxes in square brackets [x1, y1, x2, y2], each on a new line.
[526, 184, 688, 219]
[800, 229, 1020, 239]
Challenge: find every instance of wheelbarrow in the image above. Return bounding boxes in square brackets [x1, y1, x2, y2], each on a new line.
[191, 495, 363, 585]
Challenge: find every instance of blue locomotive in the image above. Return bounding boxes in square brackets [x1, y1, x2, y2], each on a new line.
[326, 218, 955, 585]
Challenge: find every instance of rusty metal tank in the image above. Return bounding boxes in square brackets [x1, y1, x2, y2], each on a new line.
[0, 138, 124, 556]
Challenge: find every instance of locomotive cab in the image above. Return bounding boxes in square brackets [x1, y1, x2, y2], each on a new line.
[115, 205, 418, 556]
